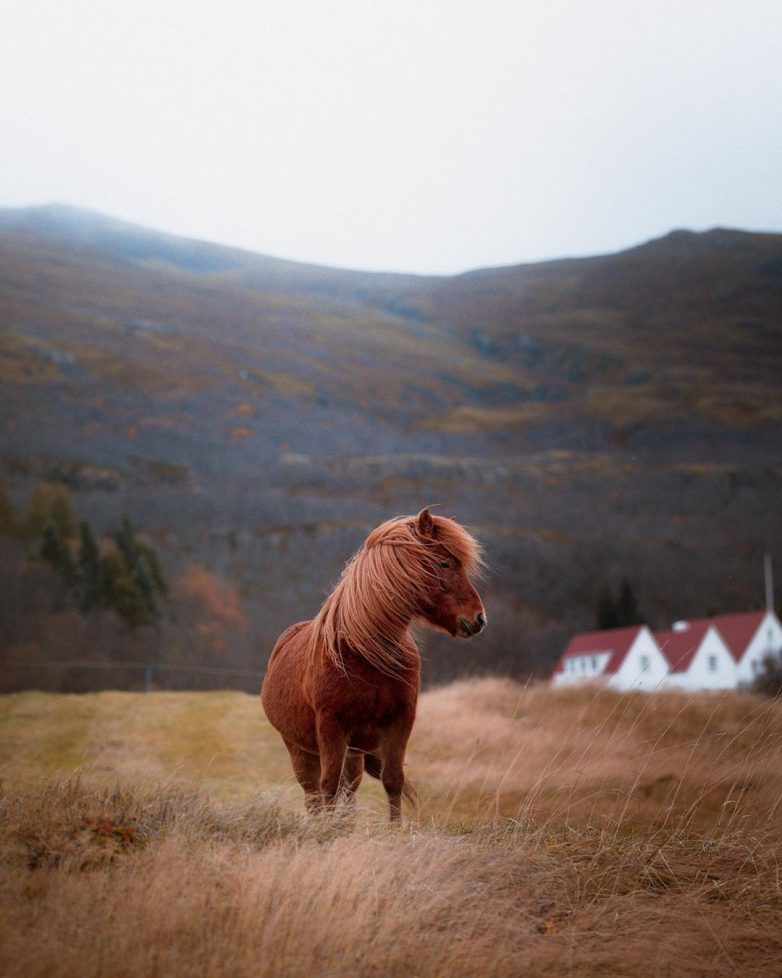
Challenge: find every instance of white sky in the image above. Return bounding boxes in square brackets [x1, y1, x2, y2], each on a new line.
[2, 0, 781, 274]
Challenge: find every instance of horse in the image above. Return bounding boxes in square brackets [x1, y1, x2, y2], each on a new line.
[260, 508, 486, 821]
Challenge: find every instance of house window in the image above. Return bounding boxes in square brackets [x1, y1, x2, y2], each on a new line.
[708, 655, 718, 672]
[640, 655, 650, 672]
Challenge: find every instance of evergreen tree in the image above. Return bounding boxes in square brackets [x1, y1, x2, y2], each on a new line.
[0, 474, 17, 536]
[133, 552, 157, 613]
[597, 587, 619, 629]
[115, 515, 139, 568]
[98, 550, 148, 629]
[597, 579, 645, 629]
[137, 542, 168, 597]
[50, 489, 77, 539]
[78, 520, 102, 612]
[115, 516, 168, 614]
[40, 520, 76, 586]
[617, 577, 644, 626]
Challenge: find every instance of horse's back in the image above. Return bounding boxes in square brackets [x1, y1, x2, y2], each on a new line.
[261, 620, 319, 753]
[266, 620, 309, 668]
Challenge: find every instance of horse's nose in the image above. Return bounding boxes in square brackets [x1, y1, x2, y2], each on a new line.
[474, 612, 486, 633]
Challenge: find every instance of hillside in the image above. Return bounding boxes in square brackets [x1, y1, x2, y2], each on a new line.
[1, 205, 781, 687]
[1, 683, 781, 976]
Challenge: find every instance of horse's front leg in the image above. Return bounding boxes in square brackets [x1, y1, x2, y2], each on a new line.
[381, 720, 414, 822]
[316, 713, 347, 810]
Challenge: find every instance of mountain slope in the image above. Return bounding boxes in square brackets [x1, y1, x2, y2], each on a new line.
[1, 206, 780, 687]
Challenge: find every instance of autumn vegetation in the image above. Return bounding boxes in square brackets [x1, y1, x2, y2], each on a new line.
[0, 476, 166, 629]
[1, 680, 781, 977]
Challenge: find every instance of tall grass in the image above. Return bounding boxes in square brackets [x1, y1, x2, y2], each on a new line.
[410, 680, 782, 834]
[1, 680, 781, 976]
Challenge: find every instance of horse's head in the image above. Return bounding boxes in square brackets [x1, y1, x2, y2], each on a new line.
[413, 508, 487, 639]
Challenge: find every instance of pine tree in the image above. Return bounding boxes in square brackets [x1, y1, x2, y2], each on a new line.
[597, 587, 619, 629]
[40, 520, 76, 586]
[597, 579, 645, 629]
[98, 549, 148, 629]
[50, 489, 77, 539]
[133, 552, 157, 613]
[115, 516, 168, 617]
[0, 474, 17, 536]
[617, 577, 644, 626]
[78, 521, 102, 612]
[115, 515, 139, 568]
[137, 542, 167, 597]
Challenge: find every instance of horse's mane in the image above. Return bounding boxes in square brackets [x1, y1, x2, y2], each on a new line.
[309, 513, 483, 675]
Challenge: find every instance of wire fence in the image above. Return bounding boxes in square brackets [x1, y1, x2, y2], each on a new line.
[2, 660, 263, 693]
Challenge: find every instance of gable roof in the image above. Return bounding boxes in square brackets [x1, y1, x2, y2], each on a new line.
[709, 610, 767, 661]
[554, 625, 645, 675]
[655, 620, 713, 673]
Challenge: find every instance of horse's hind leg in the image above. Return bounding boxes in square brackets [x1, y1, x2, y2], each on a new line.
[284, 739, 321, 814]
[378, 722, 418, 822]
[364, 751, 417, 821]
[340, 749, 364, 805]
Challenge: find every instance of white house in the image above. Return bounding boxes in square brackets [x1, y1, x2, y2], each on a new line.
[711, 610, 782, 686]
[657, 620, 736, 690]
[552, 609, 782, 692]
[551, 624, 669, 691]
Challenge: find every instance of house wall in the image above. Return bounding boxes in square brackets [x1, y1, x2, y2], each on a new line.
[735, 611, 782, 685]
[607, 628, 669, 691]
[663, 627, 736, 691]
[552, 651, 612, 687]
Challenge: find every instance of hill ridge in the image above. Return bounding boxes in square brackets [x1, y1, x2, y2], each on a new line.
[4, 201, 780, 280]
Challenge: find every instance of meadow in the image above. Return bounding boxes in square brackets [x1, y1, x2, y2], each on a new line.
[1, 679, 781, 977]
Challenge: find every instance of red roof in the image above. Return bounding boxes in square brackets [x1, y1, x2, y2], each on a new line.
[655, 620, 712, 673]
[709, 610, 767, 661]
[554, 625, 644, 675]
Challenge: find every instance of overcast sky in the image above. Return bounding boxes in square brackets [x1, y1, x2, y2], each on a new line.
[2, 0, 781, 274]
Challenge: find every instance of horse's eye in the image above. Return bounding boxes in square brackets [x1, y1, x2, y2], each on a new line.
[439, 560, 451, 569]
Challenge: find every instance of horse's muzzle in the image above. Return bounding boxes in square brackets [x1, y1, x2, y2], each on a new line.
[459, 612, 487, 637]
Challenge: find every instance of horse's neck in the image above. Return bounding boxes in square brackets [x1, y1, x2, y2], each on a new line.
[382, 626, 419, 659]
[339, 626, 420, 676]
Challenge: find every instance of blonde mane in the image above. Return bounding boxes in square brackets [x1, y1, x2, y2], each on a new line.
[309, 513, 484, 675]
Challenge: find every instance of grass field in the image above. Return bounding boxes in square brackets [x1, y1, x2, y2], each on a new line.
[1, 680, 781, 976]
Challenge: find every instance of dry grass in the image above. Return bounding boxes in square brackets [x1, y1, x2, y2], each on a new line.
[411, 679, 782, 832]
[1, 680, 781, 977]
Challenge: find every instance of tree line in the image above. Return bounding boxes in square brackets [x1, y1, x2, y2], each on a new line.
[1, 477, 167, 629]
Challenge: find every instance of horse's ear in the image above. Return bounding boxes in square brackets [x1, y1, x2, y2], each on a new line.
[416, 508, 435, 538]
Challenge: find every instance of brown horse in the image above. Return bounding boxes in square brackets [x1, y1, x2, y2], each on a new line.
[261, 508, 486, 820]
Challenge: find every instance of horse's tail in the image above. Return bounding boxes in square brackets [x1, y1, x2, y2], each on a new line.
[364, 754, 419, 814]
[402, 778, 419, 813]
